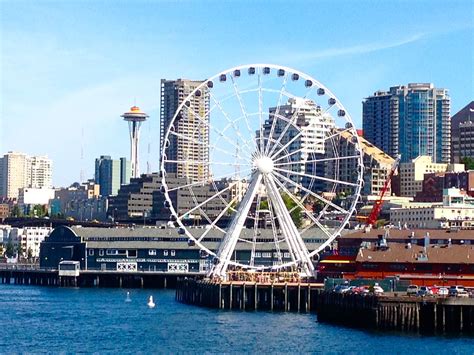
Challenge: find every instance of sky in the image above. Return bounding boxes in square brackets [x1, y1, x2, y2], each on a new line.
[1, 0, 473, 187]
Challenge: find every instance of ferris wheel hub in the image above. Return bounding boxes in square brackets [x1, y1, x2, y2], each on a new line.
[253, 156, 274, 174]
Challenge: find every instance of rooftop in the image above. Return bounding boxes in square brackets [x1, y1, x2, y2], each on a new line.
[356, 243, 474, 264]
[342, 228, 474, 240]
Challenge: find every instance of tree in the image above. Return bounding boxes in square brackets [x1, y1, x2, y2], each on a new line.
[461, 157, 474, 170]
[259, 194, 303, 228]
[11, 205, 22, 218]
[5, 240, 15, 258]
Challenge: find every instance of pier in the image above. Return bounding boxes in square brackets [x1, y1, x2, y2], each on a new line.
[176, 278, 322, 312]
[0, 264, 204, 288]
[315, 291, 474, 334]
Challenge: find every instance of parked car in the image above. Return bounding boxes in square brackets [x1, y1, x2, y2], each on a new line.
[438, 287, 449, 296]
[372, 285, 384, 295]
[449, 285, 465, 297]
[417, 286, 433, 297]
[429, 286, 439, 295]
[457, 290, 469, 298]
[333, 285, 350, 294]
[407, 285, 419, 296]
[351, 286, 370, 295]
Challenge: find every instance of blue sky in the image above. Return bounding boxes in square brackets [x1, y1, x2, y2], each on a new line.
[1, 0, 473, 186]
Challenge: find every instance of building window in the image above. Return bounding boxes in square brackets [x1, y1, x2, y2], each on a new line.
[106, 249, 118, 255]
[127, 249, 137, 258]
[262, 252, 272, 258]
[171, 250, 176, 256]
[99, 249, 104, 256]
[149, 249, 157, 256]
[88, 249, 94, 256]
[163, 250, 168, 256]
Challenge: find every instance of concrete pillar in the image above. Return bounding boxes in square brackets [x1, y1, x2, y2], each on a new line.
[270, 284, 274, 311]
[254, 284, 258, 311]
[297, 284, 301, 313]
[218, 283, 222, 309]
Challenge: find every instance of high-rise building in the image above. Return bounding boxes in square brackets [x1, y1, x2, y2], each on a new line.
[94, 156, 130, 197]
[363, 83, 451, 163]
[0, 152, 52, 199]
[28, 156, 53, 189]
[121, 106, 148, 178]
[160, 79, 209, 181]
[451, 101, 474, 163]
[261, 98, 334, 191]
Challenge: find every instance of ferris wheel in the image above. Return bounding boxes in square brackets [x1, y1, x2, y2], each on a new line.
[160, 64, 364, 279]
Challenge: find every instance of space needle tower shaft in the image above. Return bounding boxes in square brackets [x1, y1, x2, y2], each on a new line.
[121, 106, 149, 179]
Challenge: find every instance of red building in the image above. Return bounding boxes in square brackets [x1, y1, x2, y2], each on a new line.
[415, 171, 474, 202]
[318, 228, 474, 286]
[353, 243, 474, 287]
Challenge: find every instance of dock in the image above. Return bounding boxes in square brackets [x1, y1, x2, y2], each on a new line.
[0, 264, 204, 288]
[315, 291, 474, 334]
[176, 278, 323, 312]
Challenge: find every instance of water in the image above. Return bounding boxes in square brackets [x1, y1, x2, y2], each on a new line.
[1, 285, 472, 353]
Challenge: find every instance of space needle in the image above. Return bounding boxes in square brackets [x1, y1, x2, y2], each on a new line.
[121, 106, 149, 178]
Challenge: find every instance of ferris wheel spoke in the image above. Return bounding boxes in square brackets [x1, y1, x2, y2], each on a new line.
[163, 159, 251, 168]
[209, 91, 256, 159]
[272, 170, 349, 215]
[273, 167, 359, 187]
[269, 129, 304, 160]
[168, 130, 245, 161]
[257, 68, 265, 155]
[166, 167, 252, 192]
[323, 127, 355, 142]
[264, 74, 288, 155]
[263, 173, 314, 275]
[267, 85, 316, 157]
[187, 192, 227, 234]
[183, 105, 254, 160]
[250, 193, 263, 267]
[196, 195, 239, 243]
[177, 182, 237, 221]
[265, 193, 284, 265]
[229, 76, 259, 155]
[271, 174, 333, 239]
[273, 154, 360, 167]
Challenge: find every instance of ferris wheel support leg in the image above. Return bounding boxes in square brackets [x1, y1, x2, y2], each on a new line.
[264, 174, 315, 278]
[210, 173, 263, 280]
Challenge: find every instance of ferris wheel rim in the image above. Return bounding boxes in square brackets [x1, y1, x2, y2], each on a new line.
[160, 63, 364, 271]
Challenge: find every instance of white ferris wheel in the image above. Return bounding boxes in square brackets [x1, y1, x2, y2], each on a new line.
[160, 64, 364, 280]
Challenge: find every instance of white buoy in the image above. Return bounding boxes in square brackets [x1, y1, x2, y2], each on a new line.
[125, 291, 132, 303]
[147, 295, 155, 308]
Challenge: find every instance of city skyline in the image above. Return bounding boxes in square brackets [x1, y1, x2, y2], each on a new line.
[1, 0, 472, 186]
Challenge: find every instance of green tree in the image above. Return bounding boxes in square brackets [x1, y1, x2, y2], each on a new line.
[11, 205, 22, 217]
[282, 193, 303, 228]
[5, 240, 15, 258]
[461, 157, 474, 170]
[259, 194, 303, 227]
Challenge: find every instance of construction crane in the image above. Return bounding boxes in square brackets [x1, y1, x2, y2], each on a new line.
[366, 155, 401, 227]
